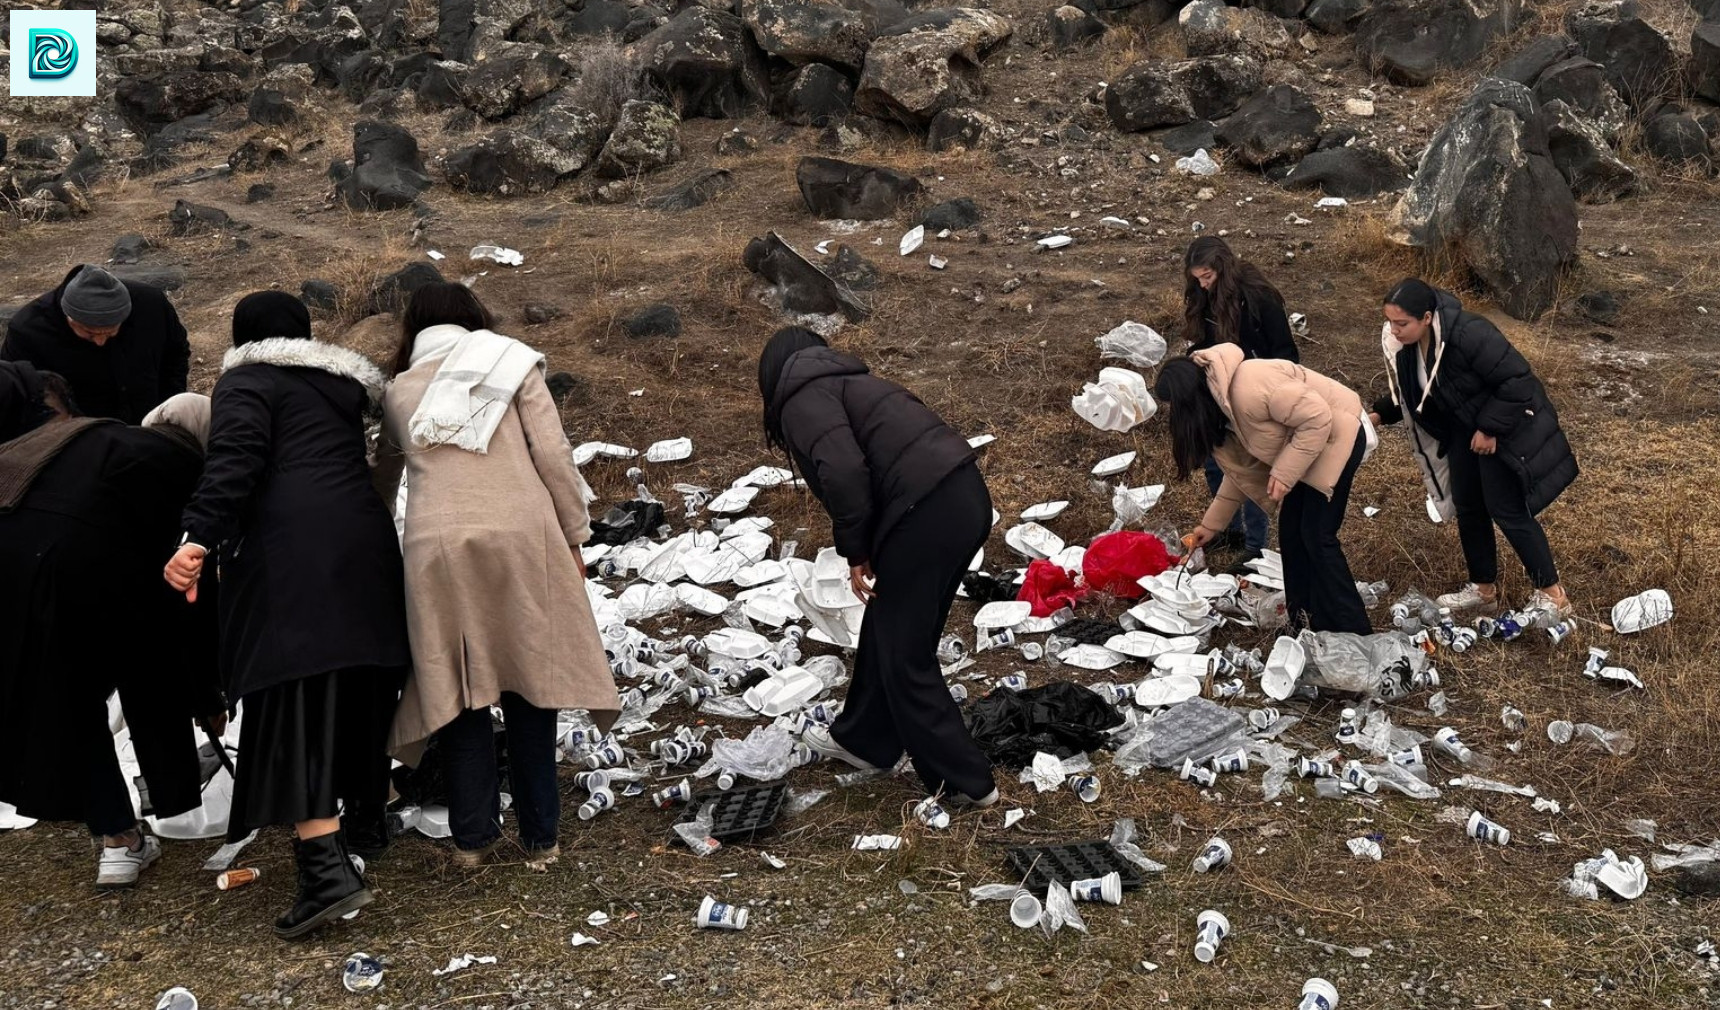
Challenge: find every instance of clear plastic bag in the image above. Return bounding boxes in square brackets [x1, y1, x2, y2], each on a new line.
[1094, 322, 1167, 369]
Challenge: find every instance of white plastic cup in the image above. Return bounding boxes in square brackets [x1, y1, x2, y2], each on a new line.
[1009, 891, 1043, 928]
[652, 778, 693, 809]
[577, 787, 615, 820]
[999, 673, 1028, 691]
[1466, 810, 1510, 846]
[694, 895, 749, 930]
[1019, 642, 1045, 662]
[574, 770, 610, 792]
[1299, 977, 1340, 1010]
[155, 987, 199, 1010]
[1071, 871, 1122, 904]
[1433, 726, 1472, 763]
[1193, 909, 1230, 963]
[1179, 758, 1217, 787]
[914, 796, 951, 829]
[1298, 757, 1335, 779]
[1546, 620, 1577, 645]
[1341, 763, 1379, 794]
[1247, 707, 1280, 731]
[584, 739, 624, 770]
[948, 683, 969, 702]
[717, 770, 737, 790]
[1583, 646, 1608, 677]
[1191, 837, 1232, 873]
[1210, 748, 1249, 775]
[1070, 774, 1101, 803]
[1547, 719, 1575, 744]
[1388, 744, 1425, 768]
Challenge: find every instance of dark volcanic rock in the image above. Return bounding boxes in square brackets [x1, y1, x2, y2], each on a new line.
[1048, 4, 1106, 47]
[741, 0, 877, 71]
[795, 156, 923, 219]
[1567, 2, 1675, 109]
[1532, 57, 1629, 140]
[622, 303, 682, 338]
[460, 47, 569, 120]
[1691, 22, 1720, 106]
[111, 234, 153, 264]
[1494, 33, 1577, 84]
[1643, 108, 1714, 166]
[637, 7, 770, 119]
[1356, 0, 1515, 86]
[643, 168, 736, 211]
[1105, 55, 1262, 132]
[595, 100, 682, 178]
[168, 200, 245, 236]
[926, 106, 1001, 151]
[1279, 144, 1409, 197]
[782, 63, 855, 127]
[336, 120, 432, 210]
[1214, 85, 1321, 167]
[1576, 290, 1620, 324]
[853, 8, 1014, 127]
[1304, 0, 1367, 34]
[366, 262, 445, 315]
[1153, 119, 1219, 155]
[116, 72, 245, 134]
[743, 231, 870, 320]
[444, 130, 585, 195]
[1543, 99, 1638, 202]
[920, 196, 981, 230]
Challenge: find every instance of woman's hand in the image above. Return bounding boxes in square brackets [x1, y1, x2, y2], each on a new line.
[1368, 411, 1381, 426]
[850, 563, 876, 605]
[164, 544, 206, 602]
[1183, 526, 1215, 550]
[1267, 476, 1292, 503]
[1471, 431, 1498, 456]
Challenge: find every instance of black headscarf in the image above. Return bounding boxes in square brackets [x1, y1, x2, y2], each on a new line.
[232, 291, 312, 347]
[757, 326, 828, 452]
[0, 361, 50, 443]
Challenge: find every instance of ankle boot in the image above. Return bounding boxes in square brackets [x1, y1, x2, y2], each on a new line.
[274, 831, 373, 940]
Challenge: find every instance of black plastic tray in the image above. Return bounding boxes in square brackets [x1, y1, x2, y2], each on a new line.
[1004, 841, 1143, 891]
[676, 782, 788, 842]
[1057, 619, 1123, 646]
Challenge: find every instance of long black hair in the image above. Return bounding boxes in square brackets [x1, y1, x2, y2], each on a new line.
[396, 282, 496, 375]
[1152, 356, 1229, 481]
[757, 326, 828, 452]
[1182, 236, 1285, 347]
[1383, 277, 1438, 318]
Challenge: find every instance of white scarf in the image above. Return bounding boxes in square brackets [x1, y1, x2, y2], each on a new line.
[405, 324, 544, 454]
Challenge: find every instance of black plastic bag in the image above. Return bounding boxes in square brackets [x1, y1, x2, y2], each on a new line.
[964, 682, 1125, 769]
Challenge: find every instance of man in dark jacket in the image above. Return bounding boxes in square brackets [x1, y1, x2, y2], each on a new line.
[1, 264, 190, 424]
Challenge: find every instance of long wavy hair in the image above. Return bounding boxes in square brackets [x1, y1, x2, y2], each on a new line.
[1181, 237, 1286, 347]
[1152, 356, 1229, 481]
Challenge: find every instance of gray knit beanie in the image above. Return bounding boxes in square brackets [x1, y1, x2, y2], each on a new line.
[62, 266, 133, 328]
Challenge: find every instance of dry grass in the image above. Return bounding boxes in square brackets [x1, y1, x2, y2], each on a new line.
[565, 38, 649, 126]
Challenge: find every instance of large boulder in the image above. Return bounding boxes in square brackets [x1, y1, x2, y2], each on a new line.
[459, 46, 570, 120]
[643, 168, 736, 211]
[926, 106, 1002, 150]
[1543, 99, 1638, 203]
[444, 130, 587, 195]
[1214, 85, 1321, 167]
[1532, 57, 1629, 140]
[1105, 55, 1262, 132]
[637, 7, 771, 119]
[595, 100, 683, 177]
[1566, 2, 1675, 109]
[336, 120, 433, 210]
[1048, 4, 1107, 48]
[853, 8, 1013, 128]
[741, 0, 876, 70]
[1356, 0, 1517, 86]
[743, 231, 870, 321]
[1279, 144, 1409, 197]
[1304, 0, 1367, 34]
[247, 65, 316, 126]
[782, 63, 856, 126]
[1643, 107, 1715, 165]
[439, 0, 535, 62]
[1390, 78, 1579, 321]
[1692, 22, 1720, 105]
[1494, 34, 1577, 84]
[115, 71, 246, 134]
[1178, 0, 1293, 58]
[796, 156, 923, 218]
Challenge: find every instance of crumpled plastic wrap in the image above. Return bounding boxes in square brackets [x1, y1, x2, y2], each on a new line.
[672, 803, 723, 856]
[1112, 697, 1248, 772]
[1109, 818, 1167, 873]
[693, 725, 801, 782]
[1042, 881, 1087, 936]
[1566, 849, 1648, 900]
[1094, 322, 1168, 369]
[969, 884, 1027, 901]
[1020, 751, 1094, 792]
[1298, 630, 1431, 701]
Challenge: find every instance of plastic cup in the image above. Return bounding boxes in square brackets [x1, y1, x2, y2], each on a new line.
[652, 778, 693, 809]
[1341, 763, 1379, 794]
[577, 787, 615, 820]
[1466, 810, 1510, 846]
[155, 988, 198, 1010]
[1179, 758, 1217, 787]
[1547, 719, 1575, 745]
[1009, 891, 1044, 928]
[1583, 647, 1608, 677]
[342, 953, 385, 993]
[574, 770, 610, 792]
[1191, 837, 1232, 873]
[1298, 757, 1334, 779]
[717, 770, 737, 790]
[999, 673, 1028, 691]
[1019, 642, 1045, 662]
[1210, 749, 1248, 775]
[1388, 744, 1425, 768]
[1071, 871, 1122, 904]
[695, 895, 749, 930]
[948, 683, 969, 702]
[914, 796, 951, 829]
[1546, 620, 1577, 645]
[1299, 977, 1340, 1010]
[1193, 909, 1230, 963]
[1247, 708, 1280, 731]
[584, 739, 624, 770]
[1433, 727, 1472, 763]
[1070, 774, 1101, 803]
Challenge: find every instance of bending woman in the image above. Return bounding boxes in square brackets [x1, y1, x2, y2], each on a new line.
[1371, 279, 1576, 620]
[1156, 346, 1373, 634]
[1181, 237, 1299, 568]
[376, 283, 619, 868]
[164, 292, 410, 940]
[758, 327, 997, 806]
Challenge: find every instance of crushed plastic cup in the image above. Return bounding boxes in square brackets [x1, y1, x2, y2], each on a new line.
[1547, 719, 1575, 745]
[1069, 774, 1101, 803]
[1433, 727, 1473, 764]
[1500, 706, 1528, 732]
[1071, 871, 1123, 904]
[584, 738, 625, 769]
[1009, 891, 1044, 928]
[155, 988, 198, 1010]
[469, 243, 523, 266]
[1210, 749, 1249, 775]
[653, 778, 694, 809]
[1546, 620, 1577, 645]
[1179, 758, 1218, 787]
[1496, 612, 1526, 641]
[948, 683, 969, 702]
[1473, 615, 1499, 639]
[578, 787, 616, 820]
[1298, 757, 1335, 779]
[1019, 641, 1045, 662]
[1193, 909, 1231, 963]
[1346, 837, 1383, 861]
[216, 867, 260, 891]
[1466, 810, 1511, 846]
[914, 796, 951, 829]
[1300, 977, 1340, 1010]
[695, 895, 749, 930]
[1449, 627, 1479, 653]
[1583, 646, 1609, 678]
[1192, 837, 1233, 873]
[978, 628, 1018, 653]
[1388, 744, 1425, 769]
[342, 953, 385, 993]
[1340, 763, 1379, 794]
[937, 635, 968, 665]
[573, 770, 610, 792]
[1247, 707, 1281, 731]
[1176, 148, 1220, 176]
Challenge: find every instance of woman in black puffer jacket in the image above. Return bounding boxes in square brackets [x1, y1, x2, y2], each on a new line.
[1370, 279, 1578, 622]
[757, 327, 997, 808]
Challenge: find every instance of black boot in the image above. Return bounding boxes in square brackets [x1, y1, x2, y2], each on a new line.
[343, 802, 391, 861]
[274, 831, 373, 940]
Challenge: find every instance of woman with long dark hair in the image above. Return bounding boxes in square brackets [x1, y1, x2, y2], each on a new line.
[757, 327, 997, 806]
[1155, 348, 1373, 635]
[163, 292, 409, 939]
[1181, 237, 1299, 568]
[376, 283, 619, 868]
[1371, 279, 1576, 620]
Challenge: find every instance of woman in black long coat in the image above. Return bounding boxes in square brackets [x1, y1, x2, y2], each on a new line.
[164, 292, 409, 940]
[757, 327, 997, 807]
[1370, 279, 1578, 621]
[0, 383, 221, 888]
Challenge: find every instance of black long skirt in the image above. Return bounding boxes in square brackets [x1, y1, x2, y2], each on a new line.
[228, 666, 404, 841]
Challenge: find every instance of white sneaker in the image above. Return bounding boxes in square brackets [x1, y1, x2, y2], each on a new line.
[96, 836, 161, 888]
[1524, 589, 1574, 622]
[1435, 583, 1497, 613]
[958, 788, 1000, 809]
[802, 726, 879, 771]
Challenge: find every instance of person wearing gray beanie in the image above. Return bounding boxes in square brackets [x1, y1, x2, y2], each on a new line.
[1, 264, 189, 423]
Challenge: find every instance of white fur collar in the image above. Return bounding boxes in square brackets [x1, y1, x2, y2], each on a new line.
[223, 338, 389, 402]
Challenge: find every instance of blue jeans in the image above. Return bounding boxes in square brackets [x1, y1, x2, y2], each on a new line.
[1203, 456, 1268, 552]
[440, 693, 560, 852]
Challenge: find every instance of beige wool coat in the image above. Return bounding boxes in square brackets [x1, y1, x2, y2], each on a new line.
[376, 357, 619, 764]
[1193, 343, 1363, 535]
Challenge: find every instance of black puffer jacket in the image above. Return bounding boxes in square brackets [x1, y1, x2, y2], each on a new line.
[1190, 288, 1300, 363]
[772, 347, 976, 566]
[1372, 289, 1577, 515]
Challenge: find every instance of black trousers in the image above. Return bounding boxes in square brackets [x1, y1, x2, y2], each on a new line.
[86, 740, 138, 837]
[1444, 435, 1559, 589]
[831, 463, 997, 800]
[1279, 434, 1371, 635]
[439, 693, 560, 852]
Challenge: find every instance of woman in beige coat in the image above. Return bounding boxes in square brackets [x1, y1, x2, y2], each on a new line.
[1154, 345, 1374, 634]
[376, 283, 619, 867]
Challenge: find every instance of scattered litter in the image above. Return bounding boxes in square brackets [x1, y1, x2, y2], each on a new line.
[1021, 500, 1070, 522]
[1565, 850, 1648, 901]
[1347, 837, 1383, 861]
[469, 244, 523, 266]
[1301, 978, 1341, 1010]
[1533, 797, 1563, 815]
[1003, 808, 1027, 829]
[853, 834, 903, 851]
[215, 867, 260, 890]
[1037, 235, 1074, 250]
[1193, 910, 1231, 963]
[432, 954, 498, 977]
[761, 852, 787, 870]
[645, 438, 694, 463]
[970, 883, 1026, 901]
[1624, 819, 1656, 842]
[570, 932, 600, 947]
[1009, 891, 1043, 928]
[1611, 589, 1672, 633]
[1092, 452, 1137, 477]
[203, 830, 259, 871]
[694, 895, 749, 930]
[1466, 811, 1511, 846]
[1095, 321, 1167, 368]
[1176, 149, 1220, 176]
[1316, 197, 1348, 210]
[342, 953, 385, 993]
[155, 988, 198, 1010]
[1072, 367, 1156, 432]
[426, 249, 445, 261]
[1546, 720, 1635, 755]
[1192, 837, 1232, 873]
[968, 434, 996, 449]
[900, 225, 924, 256]
[586, 910, 611, 927]
[929, 255, 948, 270]
[1362, 506, 1381, 518]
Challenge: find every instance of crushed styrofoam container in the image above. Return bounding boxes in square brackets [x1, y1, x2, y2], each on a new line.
[853, 834, 903, 851]
[1021, 500, 1069, 522]
[929, 255, 948, 270]
[1611, 589, 1672, 633]
[573, 442, 638, 466]
[706, 486, 760, 514]
[470, 245, 523, 266]
[1092, 451, 1137, 477]
[733, 466, 794, 488]
[974, 601, 1033, 630]
[1567, 849, 1648, 900]
[1037, 235, 1074, 250]
[1316, 197, 1349, 210]
[645, 438, 694, 463]
[1134, 675, 1205, 708]
[1261, 636, 1307, 701]
[1073, 367, 1156, 433]
[674, 584, 730, 617]
[433, 954, 498, 976]
[1059, 644, 1128, 671]
[968, 434, 996, 449]
[1175, 149, 1220, 176]
[744, 667, 824, 717]
[900, 226, 925, 256]
[1005, 523, 1065, 560]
